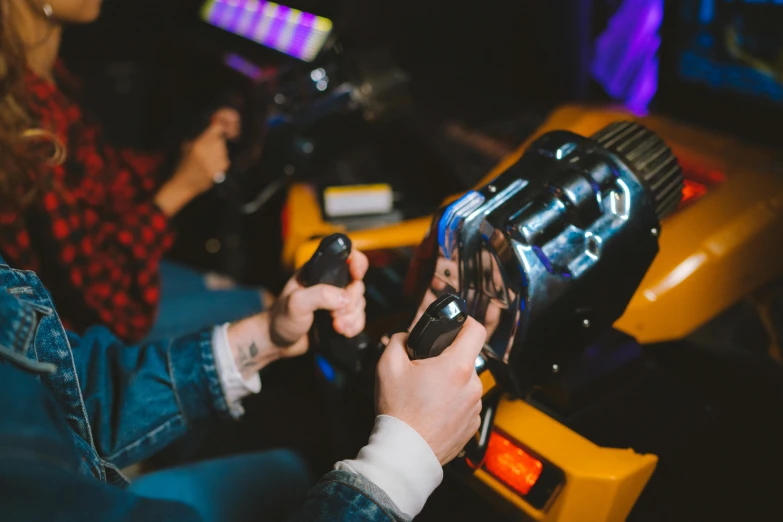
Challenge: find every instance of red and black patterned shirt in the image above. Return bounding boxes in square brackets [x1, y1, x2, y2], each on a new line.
[0, 62, 174, 341]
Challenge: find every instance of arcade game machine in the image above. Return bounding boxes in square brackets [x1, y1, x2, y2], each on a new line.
[284, 1, 783, 520]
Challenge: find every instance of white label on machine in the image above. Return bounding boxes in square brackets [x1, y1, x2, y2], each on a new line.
[324, 184, 394, 217]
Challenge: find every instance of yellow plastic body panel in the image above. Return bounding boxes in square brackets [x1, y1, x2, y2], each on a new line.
[473, 398, 658, 522]
[288, 104, 783, 343]
[514, 106, 783, 343]
[282, 184, 343, 268]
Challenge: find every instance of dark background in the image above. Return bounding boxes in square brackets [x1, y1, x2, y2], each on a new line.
[59, 0, 606, 149]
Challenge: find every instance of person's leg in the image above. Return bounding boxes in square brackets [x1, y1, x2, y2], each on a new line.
[144, 261, 267, 342]
[129, 449, 313, 522]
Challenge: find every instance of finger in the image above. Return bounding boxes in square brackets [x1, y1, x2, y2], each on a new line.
[348, 249, 369, 281]
[333, 295, 365, 320]
[441, 317, 486, 364]
[471, 398, 483, 417]
[471, 414, 482, 434]
[378, 332, 410, 371]
[212, 107, 240, 126]
[287, 284, 350, 316]
[281, 274, 304, 297]
[409, 289, 438, 332]
[217, 156, 230, 173]
[431, 277, 448, 291]
[333, 281, 364, 316]
[212, 108, 241, 139]
[335, 312, 365, 338]
[469, 372, 484, 402]
[199, 121, 229, 141]
[335, 300, 365, 329]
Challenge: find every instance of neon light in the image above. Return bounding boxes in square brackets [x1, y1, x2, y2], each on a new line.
[223, 52, 266, 81]
[591, 0, 663, 115]
[201, 0, 333, 62]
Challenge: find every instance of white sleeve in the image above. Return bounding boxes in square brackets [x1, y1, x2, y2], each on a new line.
[335, 415, 443, 518]
[211, 323, 262, 418]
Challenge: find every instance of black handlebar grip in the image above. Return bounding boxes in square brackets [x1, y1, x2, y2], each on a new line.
[407, 294, 467, 360]
[299, 234, 368, 372]
[299, 234, 352, 288]
[407, 293, 497, 469]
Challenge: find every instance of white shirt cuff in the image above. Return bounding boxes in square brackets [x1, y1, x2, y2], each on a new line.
[211, 323, 262, 417]
[335, 415, 443, 518]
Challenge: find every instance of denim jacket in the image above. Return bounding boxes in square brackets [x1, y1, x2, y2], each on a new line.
[0, 254, 410, 521]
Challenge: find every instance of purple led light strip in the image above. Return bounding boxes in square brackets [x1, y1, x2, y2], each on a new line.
[203, 0, 332, 62]
[591, 0, 663, 115]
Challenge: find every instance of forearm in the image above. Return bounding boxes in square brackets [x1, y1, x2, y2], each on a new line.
[154, 178, 198, 217]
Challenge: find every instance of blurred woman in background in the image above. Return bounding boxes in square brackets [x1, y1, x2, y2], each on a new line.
[0, 0, 268, 342]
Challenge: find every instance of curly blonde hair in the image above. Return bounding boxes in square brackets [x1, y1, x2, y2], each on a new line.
[0, 0, 65, 209]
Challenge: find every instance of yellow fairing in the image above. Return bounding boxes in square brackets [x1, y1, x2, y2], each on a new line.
[470, 398, 657, 522]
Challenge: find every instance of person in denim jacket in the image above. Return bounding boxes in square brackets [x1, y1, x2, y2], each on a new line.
[0, 251, 486, 521]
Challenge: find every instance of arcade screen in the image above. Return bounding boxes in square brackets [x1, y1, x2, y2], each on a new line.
[662, 0, 783, 144]
[200, 0, 333, 62]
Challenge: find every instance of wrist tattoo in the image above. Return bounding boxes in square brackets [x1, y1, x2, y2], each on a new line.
[237, 342, 261, 371]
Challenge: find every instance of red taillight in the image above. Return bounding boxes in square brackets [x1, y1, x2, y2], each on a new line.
[483, 431, 544, 496]
[681, 179, 709, 207]
[676, 159, 726, 210]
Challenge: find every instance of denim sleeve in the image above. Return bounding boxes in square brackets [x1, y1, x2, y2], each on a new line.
[0, 360, 202, 522]
[289, 470, 412, 522]
[69, 326, 233, 469]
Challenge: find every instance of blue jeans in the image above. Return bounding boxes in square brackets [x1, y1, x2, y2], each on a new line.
[144, 261, 266, 342]
[129, 449, 313, 522]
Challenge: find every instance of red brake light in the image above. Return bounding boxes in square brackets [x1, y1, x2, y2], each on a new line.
[681, 179, 709, 207]
[483, 431, 544, 496]
[675, 159, 726, 210]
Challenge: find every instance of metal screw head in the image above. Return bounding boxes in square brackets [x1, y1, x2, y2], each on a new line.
[283, 164, 296, 176]
[582, 319, 591, 328]
[552, 364, 559, 373]
[274, 93, 286, 104]
[457, 450, 466, 459]
[651, 228, 659, 237]
[487, 184, 497, 194]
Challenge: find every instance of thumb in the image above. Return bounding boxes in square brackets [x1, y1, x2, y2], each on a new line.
[288, 284, 350, 316]
[441, 317, 486, 364]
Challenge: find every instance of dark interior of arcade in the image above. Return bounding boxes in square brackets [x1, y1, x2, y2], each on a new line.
[3, 0, 783, 521]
